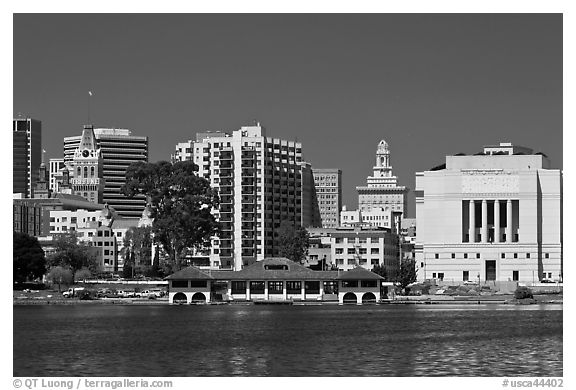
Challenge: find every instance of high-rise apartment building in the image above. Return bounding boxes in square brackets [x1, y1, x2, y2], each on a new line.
[312, 168, 342, 228]
[13, 117, 42, 198]
[171, 140, 193, 163]
[415, 142, 562, 283]
[63, 127, 148, 217]
[191, 123, 308, 270]
[357, 140, 408, 216]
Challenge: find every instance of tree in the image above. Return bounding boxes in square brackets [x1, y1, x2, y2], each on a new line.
[277, 220, 310, 264]
[46, 266, 73, 292]
[13, 232, 46, 284]
[397, 258, 418, 290]
[122, 226, 153, 276]
[74, 267, 92, 282]
[47, 233, 100, 281]
[121, 160, 220, 270]
[371, 264, 388, 281]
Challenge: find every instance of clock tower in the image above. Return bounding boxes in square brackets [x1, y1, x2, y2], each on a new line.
[70, 125, 105, 203]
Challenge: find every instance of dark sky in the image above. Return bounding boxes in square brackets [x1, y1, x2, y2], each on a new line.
[13, 14, 562, 217]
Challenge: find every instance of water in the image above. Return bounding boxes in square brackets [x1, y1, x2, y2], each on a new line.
[13, 304, 562, 377]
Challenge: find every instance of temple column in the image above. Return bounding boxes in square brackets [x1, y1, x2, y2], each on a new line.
[494, 200, 500, 243]
[469, 200, 475, 243]
[481, 199, 488, 243]
[506, 199, 513, 243]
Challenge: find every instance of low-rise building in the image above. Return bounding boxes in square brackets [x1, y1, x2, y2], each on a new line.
[165, 257, 386, 304]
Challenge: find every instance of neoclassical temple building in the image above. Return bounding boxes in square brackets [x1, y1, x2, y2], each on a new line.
[165, 258, 390, 304]
[415, 142, 562, 283]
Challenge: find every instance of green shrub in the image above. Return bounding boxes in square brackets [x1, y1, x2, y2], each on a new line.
[514, 286, 534, 300]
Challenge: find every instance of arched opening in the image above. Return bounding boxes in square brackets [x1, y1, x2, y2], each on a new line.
[83, 166, 88, 178]
[362, 292, 377, 303]
[343, 292, 357, 304]
[172, 292, 187, 304]
[191, 292, 206, 303]
[90, 166, 95, 177]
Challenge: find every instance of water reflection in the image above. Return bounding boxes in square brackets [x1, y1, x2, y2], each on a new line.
[14, 304, 562, 377]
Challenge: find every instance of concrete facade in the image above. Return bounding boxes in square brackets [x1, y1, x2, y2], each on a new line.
[415, 142, 562, 283]
[189, 123, 310, 271]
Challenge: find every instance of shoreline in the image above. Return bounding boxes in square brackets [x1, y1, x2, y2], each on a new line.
[13, 296, 563, 306]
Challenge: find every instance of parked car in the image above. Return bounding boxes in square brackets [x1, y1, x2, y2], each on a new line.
[117, 289, 136, 298]
[150, 289, 166, 298]
[97, 289, 118, 298]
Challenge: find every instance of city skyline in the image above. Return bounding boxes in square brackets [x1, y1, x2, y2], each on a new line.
[13, 14, 562, 217]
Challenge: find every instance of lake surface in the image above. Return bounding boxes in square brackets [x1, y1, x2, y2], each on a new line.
[13, 304, 562, 377]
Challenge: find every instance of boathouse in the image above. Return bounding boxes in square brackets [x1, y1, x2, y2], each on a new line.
[165, 257, 387, 304]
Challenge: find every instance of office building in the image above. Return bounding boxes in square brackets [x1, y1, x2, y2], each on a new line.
[312, 168, 342, 228]
[415, 142, 562, 283]
[63, 127, 148, 217]
[356, 140, 408, 216]
[13, 117, 42, 198]
[190, 123, 307, 270]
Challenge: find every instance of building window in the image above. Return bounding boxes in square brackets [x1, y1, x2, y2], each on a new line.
[371, 259, 379, 265]
[97, 231, 103, 237]
[526, 253, 530, 259]
[88, 232, 93, 237]
[231, 281, 246, 294]
[335, 248, 344, 254]
[432, 273, 436, 278]
[171, 280, 188, 288]
[371, 248, 379, 254]
[286, 281, 301, 294]
[545, 253, 550, 259]
[435, 253, 439, 259]
[437, 273, 444, 281]
[512, 271, 519, 281]
[190, 280, 207, 288]
[501, 253, 505, 259]
[268, 281, 283, 294]
[463, 271, 469, 281]
[476, 253, 480, 259]
[104, 250, 109, 255]
[451, 253, 455, 259]
[304, 281, 320, 294]
[514, 253, 518, 259]
[341, 280, 358, 288]
[464, 253, 468, 259]
[250, 281, 265, 294]
[361, 280, 377, 287]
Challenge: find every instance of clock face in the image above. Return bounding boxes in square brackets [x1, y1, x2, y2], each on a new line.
[82, 150, 90, 157]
